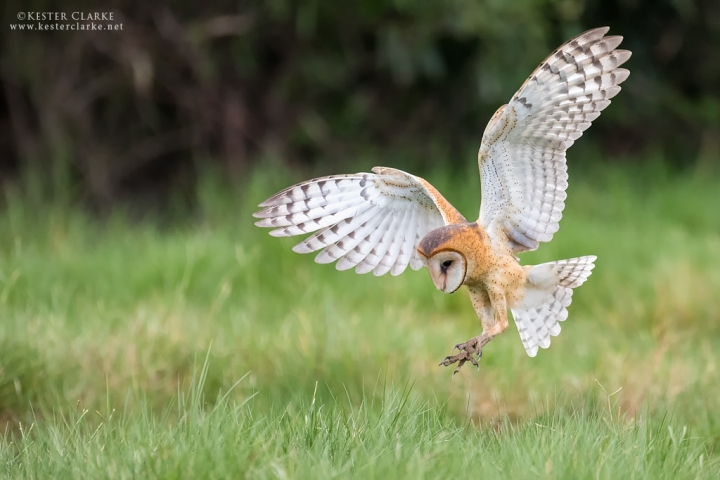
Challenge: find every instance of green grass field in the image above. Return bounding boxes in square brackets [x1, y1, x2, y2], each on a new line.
[0, 162, 719, 478]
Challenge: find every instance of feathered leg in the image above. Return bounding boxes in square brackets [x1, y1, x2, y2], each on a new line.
[439, 285, 509, 376]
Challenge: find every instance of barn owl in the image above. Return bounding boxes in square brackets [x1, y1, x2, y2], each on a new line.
[254, 27, 630, 375]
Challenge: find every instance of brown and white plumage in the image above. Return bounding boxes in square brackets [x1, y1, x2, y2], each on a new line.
[254, 28, 630, 372]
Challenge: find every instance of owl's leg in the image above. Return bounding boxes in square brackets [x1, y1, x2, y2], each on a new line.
[439, 286, 508, 376]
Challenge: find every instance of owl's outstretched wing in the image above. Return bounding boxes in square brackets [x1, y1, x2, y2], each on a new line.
[478, 27, 631, 253]
[254, 167, 465, 276]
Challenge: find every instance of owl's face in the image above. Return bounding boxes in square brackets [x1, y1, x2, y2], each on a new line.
[423, 250, 467, 294]
[417, 224, 475, 294]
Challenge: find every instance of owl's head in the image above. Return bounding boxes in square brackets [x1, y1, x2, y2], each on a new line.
[417, 225, 470, 294]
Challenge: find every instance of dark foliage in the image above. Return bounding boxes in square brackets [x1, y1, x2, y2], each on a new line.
[1, 0, 719, 205]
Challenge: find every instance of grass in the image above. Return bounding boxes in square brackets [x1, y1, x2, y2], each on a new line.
[0, 160, 719, 478]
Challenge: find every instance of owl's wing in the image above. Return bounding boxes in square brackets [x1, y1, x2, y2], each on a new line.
[254, 167, 466, 276]
[478, 27, 631, 253]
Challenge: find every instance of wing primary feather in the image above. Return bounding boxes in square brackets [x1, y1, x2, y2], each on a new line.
[313, 207, 386, 264]
[409, 209, 431, 270]
[373, 207, 411, 276]
[258, 175, 365, 207]
[334, 209, 394, 271]
[391, 206, 418, 276]
[354, 209, 402, 274]
[255, 197, 366, 228]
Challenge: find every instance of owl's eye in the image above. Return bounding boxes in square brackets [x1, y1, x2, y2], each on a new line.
[442, 260, 453, 268]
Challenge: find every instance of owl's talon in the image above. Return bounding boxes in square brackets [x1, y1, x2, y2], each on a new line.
[439, 336, 483, 376]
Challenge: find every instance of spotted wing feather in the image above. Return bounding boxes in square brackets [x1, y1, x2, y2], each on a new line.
[478, 27, 631, 253]
[254, 167, 464, 276]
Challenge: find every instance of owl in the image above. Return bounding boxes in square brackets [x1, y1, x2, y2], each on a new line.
[254, 27, 631, 375]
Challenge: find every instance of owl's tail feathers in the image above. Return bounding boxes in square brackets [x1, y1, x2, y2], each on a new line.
[510, 256, 596, 357]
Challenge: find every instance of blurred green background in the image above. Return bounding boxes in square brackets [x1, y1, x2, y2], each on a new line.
[1, 1, 720, 477]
